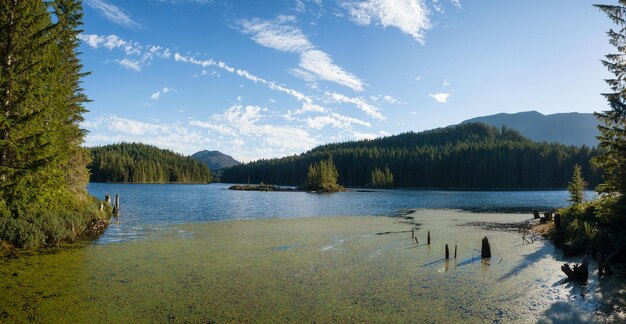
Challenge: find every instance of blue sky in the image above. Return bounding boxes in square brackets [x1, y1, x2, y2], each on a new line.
[79, 0, 612, 161]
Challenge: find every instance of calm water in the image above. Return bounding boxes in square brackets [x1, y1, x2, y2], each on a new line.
[87, 183, 594, 244]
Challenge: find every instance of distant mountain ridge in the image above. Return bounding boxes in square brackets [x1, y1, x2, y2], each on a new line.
[460, 111, 599, 147]
[192, 150, 240, 170]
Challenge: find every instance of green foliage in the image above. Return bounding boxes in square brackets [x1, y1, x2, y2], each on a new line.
[567, 164, 587, 205]
[371, 166, 393, 188]
[0, 1, 103, 248]
[222, 123, 601, 189]
[304, 157, 344, 192]
[89, 142, 212, 183]
[594, 2, 626, 211]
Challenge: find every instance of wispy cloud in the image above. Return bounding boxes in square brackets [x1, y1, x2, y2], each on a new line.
[239, 15, 313, 53]
[344, 0, 430, 44]
[429, 93, 450, 103]
[117, 58, 141, 71]
[85, 0, 142, 29]
[326, 92, 384, 120]
[299, 50, 364, 92]
[237, 16, 365, 92]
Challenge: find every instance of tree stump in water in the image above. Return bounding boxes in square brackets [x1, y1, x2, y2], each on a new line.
[445, 244, 449, 260]
[561, 258, 589, 283]
[533, 210, 540, 219]
[113, 193, 120, 215]
[454, 245, 457, 258]
[481, 237, 491, 259]
[427, 230, 431, 244]
[554, 213, 561, 229]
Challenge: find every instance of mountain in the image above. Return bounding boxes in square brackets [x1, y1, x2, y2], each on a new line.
[461, 111, 598, 147]
[221, 123, 601, 189]
[191, 150, 241, 170]
[89, 143, 211, 183]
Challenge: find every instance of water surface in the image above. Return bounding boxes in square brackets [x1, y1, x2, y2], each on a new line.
[87, 183, 594, 244]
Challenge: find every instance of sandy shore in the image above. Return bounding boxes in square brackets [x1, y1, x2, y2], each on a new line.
[1, 209, 624, 322]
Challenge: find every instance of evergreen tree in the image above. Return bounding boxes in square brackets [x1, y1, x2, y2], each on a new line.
[567, 164, 587, 205]
[0, 0, 105, 248]
[304, 156, 343, 192]
[594, 2, 626, 211]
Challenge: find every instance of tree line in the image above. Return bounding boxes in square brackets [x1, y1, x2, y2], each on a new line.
[89, 142, 212, 183]
[221, 123, 602, 189]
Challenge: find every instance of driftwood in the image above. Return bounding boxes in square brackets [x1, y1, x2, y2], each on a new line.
[481, 237, 491, 259]
[561, 258, 589, 283]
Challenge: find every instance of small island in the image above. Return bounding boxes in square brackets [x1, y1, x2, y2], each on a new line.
[229, 157, 346, 193]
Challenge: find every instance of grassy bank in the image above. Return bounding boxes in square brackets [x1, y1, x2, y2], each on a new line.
[0, 195, 111, 249]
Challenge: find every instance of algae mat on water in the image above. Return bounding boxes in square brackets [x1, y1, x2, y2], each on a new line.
[0, 211, 620, 322]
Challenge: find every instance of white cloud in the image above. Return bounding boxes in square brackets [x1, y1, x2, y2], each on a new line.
[326, 92, 384, 120]
[85, 0, 141, 29]
[117, 58, 141, 71]
[189, 121, 238, 137]
[238, 16, 313, 53]
[237, 16, 364, 91]
[429, 93, 450, 103]
[150, 87, 175, 101]
[306, 113, 371, 129]
[299, 50, 364, 92]
[443, 79, 449, 86]
[345, 0, 431, 44]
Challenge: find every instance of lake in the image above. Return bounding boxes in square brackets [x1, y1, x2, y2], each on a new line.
[87, 183, 594, 244]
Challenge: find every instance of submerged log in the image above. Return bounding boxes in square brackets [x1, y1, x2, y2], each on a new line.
[561, 258, 589, 283]
[481, 237, 491, 259]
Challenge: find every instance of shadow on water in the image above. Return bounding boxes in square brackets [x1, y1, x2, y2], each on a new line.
[421, 258, 446, 267]
[499, 244, 553, 280]
[537, 301, 588, 323]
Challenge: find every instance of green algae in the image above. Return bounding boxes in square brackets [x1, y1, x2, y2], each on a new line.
[0, 211, 624, 323]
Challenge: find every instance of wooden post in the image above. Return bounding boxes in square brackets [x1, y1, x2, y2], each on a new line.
[481, 237, 491, 259]
[113, 193, 120, 215]
[554, 213, 561, 229]
[533, 209, 540, 219]
[411, 227, 414, 238]
[445, 244, 449, 260]
[454, 245, 457, 258]
[427, 231, 431, 244]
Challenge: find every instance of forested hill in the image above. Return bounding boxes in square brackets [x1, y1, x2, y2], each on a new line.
[461, 111, 599, 147]
[221, 123, 601, 189]
[89, 143, 211, 183]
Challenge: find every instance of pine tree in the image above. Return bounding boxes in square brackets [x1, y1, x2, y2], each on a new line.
[594, 2, 626, 210]
[0, 0, 104, 247]
[305, 156, 342, 192]
[567, 164, 587, 205]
